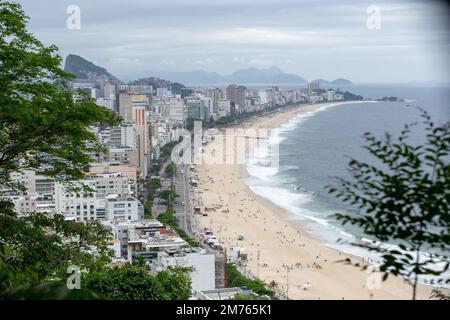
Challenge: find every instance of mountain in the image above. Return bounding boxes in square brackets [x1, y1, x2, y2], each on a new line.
[148, 70, 223, 86]
[331, 78, 353, 85]
[310, 78, 353, 87]
[64, 54, 122, 85]
[129, 77, 174, 88]
[149, 66, 308, 85]
[64, 54, 352, 89]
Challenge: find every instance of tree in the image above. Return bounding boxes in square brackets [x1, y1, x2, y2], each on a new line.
[160, 141, 179, 160]
[159, 188, 178, 205]
[153, 266, 192, 300]
[0, 200, 113, 292]
[227, 263, 276, 299]
[327, 110, 449, 299]
[0, 1, 121, 189]
[0, 1, 119, 294]
[144, 178, 161, 218]
[165, 162, 177, 177]
[82, 263, 191, 300]
[149, 178, 161, 190]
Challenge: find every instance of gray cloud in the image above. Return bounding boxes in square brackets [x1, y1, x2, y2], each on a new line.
[14, 0, 450, 83]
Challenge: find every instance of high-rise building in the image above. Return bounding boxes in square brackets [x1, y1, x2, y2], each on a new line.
[217, 99, 231, 118]
[266, 87, 278, 107]
[186, 98, 203, 120]
[132, 106, 149, 179]
[155, 97, 186, 122]
[119, 92, 133, 122]
[226, 84, 246, 112]
[186, 98, 210, 121]
[181, 87, 195, 99]
[308, 81, 320, 93]
[206, 88, 222, 114]
[156, 87, 170, 99]
[129, 85, 153, 106]
[103, 83, 116, 99]
[327, 89, 336, 101]
[110, 122, 137, 149]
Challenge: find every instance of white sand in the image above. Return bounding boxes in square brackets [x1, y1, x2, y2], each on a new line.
[195, 102, 433, 300]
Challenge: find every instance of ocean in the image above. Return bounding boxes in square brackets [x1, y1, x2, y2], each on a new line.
[245, 85, 450, 286]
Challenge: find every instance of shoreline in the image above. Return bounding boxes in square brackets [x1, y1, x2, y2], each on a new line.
[195, 101, 433, 299]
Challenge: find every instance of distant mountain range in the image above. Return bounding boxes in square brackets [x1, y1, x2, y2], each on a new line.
[64, 54, 353, 87]
[149, 66, 309, 86]
[310, 78, 353, 86]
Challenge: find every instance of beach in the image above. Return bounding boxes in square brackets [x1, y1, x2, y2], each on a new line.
[195, 102, 433, 300]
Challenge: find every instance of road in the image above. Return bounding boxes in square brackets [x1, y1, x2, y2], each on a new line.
[174, 163, 199, 237]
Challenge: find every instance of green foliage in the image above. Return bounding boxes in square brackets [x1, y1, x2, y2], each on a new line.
[82, 263, 191, 300]
[82, 263, 160, 300]
[0, 1, 192, 302]
[327, 110, 450, 299]
[159, 188, 178, 204]
[0, 1, 121, 189]
[0, 1, 120, 298]
[0, 199, 113, 292]
[168, 82, 185, 95]
[233, 294, 249, 300]
[227, 263, 276, 299]
[157, 206, 177, 226]
[0, 281, 100, 300]
[149, 178, 162, 190]
[160, 141, 179, 160]
[339, 90, 363, 101]
[144, 202, 152, 219]
[152, 266, 192, 300]
[165, 162, 177, 177]
[144, 178, 161, 218]
[157, 207, 200, 247]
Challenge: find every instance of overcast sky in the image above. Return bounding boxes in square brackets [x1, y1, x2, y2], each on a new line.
[15, 0, 450, 83]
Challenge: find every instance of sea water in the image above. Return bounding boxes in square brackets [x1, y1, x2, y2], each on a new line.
[245, 85, 450, 287]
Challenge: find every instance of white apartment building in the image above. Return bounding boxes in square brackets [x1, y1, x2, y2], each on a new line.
[96, 97, 115, 110]
[9, 170, 54, 196]
[9, 194, 37, 213]
[54, 180, 98, 222]
[88, 173, 134, 198]
[105, 196, 144, 222]
[217, 99, 231, 118]
[109, 122, 137, 148]
[155, 250, 216, 294]
[309, 95, 324, 103]
[258, 90, 268, 104]
[168, 98, 185, 122]
[156, 87, 170, 99]
[155, 98, 186, 122]
[327, 90, 336, 101]
[103, 83, 116, 99]
[98, 127, 111, 145]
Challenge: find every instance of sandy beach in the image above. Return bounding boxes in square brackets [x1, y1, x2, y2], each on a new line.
[195, 102, 433, 300]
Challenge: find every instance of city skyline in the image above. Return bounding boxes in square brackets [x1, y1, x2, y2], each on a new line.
[14, 0, 450, 84]
[1, 0, 449, 302]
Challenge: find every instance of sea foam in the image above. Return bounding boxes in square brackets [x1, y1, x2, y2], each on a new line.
[245, 102, 449, 288]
